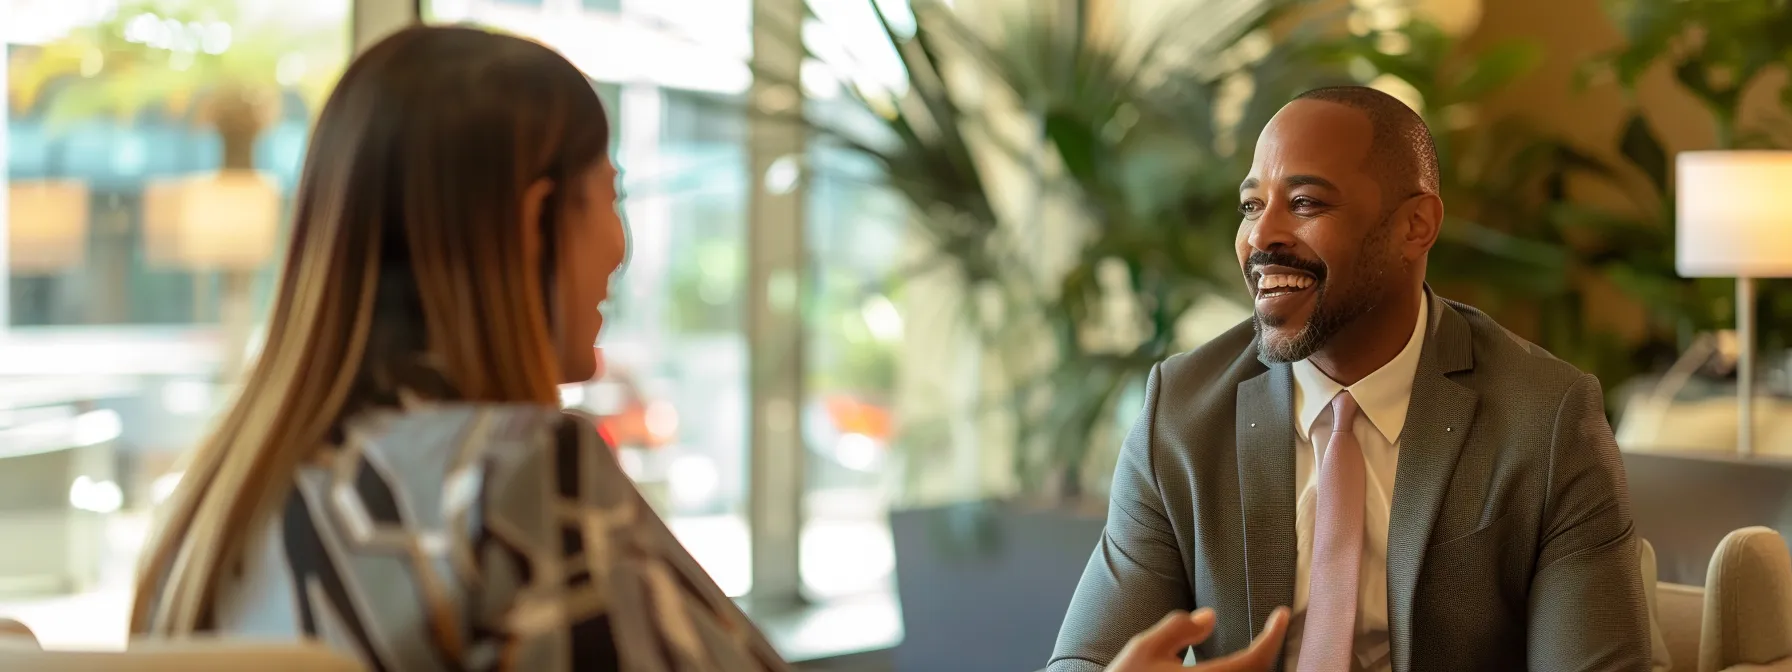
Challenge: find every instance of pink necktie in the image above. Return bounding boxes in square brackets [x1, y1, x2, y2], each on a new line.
[1298, 391, 1364, 672]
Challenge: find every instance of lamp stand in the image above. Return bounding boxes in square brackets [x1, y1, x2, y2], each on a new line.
[1738, 275, 1756, 458]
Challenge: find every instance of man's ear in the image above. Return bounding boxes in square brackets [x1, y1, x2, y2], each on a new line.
[520, 178, 556, 265]
[1402, 192, 1444, 259]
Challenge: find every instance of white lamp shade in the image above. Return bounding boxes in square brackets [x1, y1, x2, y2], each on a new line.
[1676, 150, 1792, 278]
[142, 170, 281, 271]
[6, 180, 90, 274]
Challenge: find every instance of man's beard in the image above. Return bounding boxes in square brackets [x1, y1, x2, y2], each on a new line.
[1253, 226, 1397, 364]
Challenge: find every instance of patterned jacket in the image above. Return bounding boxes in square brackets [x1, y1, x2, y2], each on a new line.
[206, 403, 790, 671]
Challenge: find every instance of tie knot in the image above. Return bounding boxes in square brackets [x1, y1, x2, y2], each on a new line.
[1331, 391, 1359, 433]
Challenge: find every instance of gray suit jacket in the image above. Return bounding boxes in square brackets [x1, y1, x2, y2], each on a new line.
[1050, 294, 1649, 672]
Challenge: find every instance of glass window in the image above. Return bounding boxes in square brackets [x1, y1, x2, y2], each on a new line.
[423, 0, 755, 598]
[1, 0, 350, 648]
[800, 135, 904, 599]
[620, 84, 752, 597]
[794, 0, 909, 602]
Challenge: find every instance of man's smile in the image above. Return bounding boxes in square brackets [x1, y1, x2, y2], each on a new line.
[1251, 263, 1319, 315]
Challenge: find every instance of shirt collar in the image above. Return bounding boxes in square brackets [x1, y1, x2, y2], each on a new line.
[1290, 293, 1429, 444]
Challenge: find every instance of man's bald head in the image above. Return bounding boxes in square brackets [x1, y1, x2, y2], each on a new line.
[1293, 86, 1439, 205]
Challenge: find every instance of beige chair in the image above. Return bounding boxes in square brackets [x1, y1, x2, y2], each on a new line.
[1644, 537, 1709, 672]
[0, 617, 37, 645]
[0, 620, 363, 672]
[1702, 527, 1792, 672]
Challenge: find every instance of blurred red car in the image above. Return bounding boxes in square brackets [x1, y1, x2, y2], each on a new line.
[822, 395, 891, 442]
[577, 351, 678, 451]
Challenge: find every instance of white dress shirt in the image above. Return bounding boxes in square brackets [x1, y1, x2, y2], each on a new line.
[1283, 296, 1427, 672]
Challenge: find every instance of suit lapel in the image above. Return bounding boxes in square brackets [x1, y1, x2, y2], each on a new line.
[1236, 362, 1297, 669]
[1386, 294, 1478, 672]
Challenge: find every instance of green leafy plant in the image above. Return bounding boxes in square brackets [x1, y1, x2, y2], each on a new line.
[1324, 16, 1686, 392]
[1560, 0, 1792, 368]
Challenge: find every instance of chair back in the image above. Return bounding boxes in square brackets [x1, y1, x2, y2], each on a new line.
[1646, 537, 1708, 672]
[1702, 526, 1792, 672]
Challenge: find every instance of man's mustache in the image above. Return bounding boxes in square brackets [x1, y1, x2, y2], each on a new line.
[1245, 250, 1327, 283]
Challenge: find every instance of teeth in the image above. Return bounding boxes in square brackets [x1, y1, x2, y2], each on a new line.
[1259, 274, 1315, 292]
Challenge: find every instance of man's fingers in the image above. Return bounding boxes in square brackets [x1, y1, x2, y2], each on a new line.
[1200, 607, 1291, 671]
[1127, 609, 1217, 658]
[1244, 607, 1291, 659]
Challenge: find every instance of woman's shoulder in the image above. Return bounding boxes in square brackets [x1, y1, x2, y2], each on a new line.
[340, 402, 607, 480]
[347, 401, 581, 452]
[325, 401, 627, 547]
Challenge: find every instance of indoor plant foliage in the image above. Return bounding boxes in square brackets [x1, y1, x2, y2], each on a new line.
[1325, 16, 1687, 394]
[773, 0, 1350, 502]
[1582, 0, 1792, 357]
[776, 0, 1601, 502]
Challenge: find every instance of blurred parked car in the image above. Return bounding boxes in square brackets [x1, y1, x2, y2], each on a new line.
[805, 394, 892, 491]
[564, 352, 679, 514]
[586, 372, 679, 451]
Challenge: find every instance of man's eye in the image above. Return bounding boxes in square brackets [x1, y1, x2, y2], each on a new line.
[1238, 201, 1262, 216]
[1291, 196, 1325, 210]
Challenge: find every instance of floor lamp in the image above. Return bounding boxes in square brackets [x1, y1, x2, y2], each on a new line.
[1676, 151, 1792, 458]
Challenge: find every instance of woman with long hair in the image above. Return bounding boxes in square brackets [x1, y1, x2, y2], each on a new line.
[130, 25, 788, 671]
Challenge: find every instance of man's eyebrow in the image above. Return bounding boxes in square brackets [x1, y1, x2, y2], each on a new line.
[1286, 174, 1337, 189]
[1239, 175, 1338, 192]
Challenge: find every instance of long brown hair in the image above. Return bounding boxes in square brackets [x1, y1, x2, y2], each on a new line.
[130, 25, 612, 634]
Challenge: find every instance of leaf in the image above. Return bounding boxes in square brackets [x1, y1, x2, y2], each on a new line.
[1043, 108, 1101, 185]
[1431, 218, 1570, 295]
[1601, 262, 1691, 324]
[1545, 202, 1665, 243]
[1600, 0, 1684, 86]
[1617, 113, 1668, 195]
[1450, 39, 1543, 103]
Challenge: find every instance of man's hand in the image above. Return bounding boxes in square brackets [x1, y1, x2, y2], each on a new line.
[1106, 607, 1290, 672]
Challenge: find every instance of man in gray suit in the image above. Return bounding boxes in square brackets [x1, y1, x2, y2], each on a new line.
[1050, 87, 1650, 672]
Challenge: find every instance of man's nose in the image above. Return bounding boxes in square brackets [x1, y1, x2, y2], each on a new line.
[1246, 207, 1298, 252]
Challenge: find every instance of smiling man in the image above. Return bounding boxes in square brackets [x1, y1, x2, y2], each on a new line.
[1048, 87, 1651, 672]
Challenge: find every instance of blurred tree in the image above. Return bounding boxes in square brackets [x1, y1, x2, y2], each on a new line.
[7, 0, 344, 171]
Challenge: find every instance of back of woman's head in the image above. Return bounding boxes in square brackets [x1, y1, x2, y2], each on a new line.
[132, 25, 623, 634]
